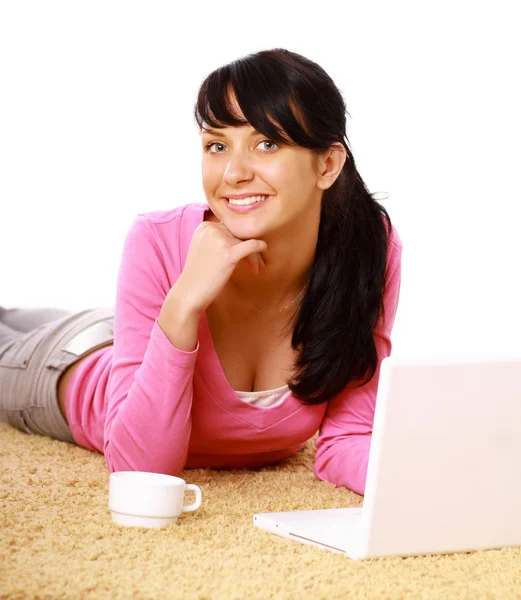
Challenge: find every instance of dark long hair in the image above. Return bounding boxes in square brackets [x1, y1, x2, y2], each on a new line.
[193, 48, 394, 406]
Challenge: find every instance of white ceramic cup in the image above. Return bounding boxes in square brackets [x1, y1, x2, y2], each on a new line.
[108, 471, 203, 528]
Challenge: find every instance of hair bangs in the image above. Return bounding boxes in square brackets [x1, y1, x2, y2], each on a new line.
[194, 60, 314, 148]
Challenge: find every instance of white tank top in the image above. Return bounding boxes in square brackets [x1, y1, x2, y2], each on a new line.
[234, 384, 291, 408]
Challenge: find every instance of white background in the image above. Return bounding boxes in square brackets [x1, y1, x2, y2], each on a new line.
[1, 1, 519, 359]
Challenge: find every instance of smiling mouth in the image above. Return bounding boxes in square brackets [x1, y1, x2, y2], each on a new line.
[224, 195, 271, 206]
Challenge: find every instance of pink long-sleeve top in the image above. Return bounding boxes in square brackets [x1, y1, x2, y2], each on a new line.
[65, 201, 402, 496]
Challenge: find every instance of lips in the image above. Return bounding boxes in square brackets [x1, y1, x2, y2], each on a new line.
[223, 194, 273, 200]
[224, 195, 272, 213]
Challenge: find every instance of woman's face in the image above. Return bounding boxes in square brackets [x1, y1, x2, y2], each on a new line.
[200, 105, 324, 241]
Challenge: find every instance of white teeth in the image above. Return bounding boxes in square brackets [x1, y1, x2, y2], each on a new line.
[227, 195, 269, 206]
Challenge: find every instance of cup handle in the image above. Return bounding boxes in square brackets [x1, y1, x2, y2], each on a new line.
[182, 484, 202, 512]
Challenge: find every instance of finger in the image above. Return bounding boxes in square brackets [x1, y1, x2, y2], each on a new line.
[246, 254, 260, 275]
[256, 251, 266, 270]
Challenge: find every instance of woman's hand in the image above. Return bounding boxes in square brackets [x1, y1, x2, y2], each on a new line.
[172, 221, 267, 314]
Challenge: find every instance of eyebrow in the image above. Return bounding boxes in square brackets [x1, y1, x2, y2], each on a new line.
[201, 127, 259, 138]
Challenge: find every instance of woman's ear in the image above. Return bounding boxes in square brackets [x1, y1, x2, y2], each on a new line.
[316, 143, 347, 191]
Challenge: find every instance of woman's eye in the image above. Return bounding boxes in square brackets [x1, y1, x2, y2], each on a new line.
[259, 140, 278, 152]
[205, 142, 226, 153]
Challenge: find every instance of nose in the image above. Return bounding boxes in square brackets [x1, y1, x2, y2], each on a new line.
[223, 151, 254, 186]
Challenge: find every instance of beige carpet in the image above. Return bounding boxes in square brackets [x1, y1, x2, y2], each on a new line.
[1, 423, 520, 600]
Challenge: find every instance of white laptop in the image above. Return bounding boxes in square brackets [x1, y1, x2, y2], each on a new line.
[254, 356, 521, 559]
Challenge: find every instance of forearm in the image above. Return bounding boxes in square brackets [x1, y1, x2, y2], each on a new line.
[104, 316, 199, 474]
[158, 279, 202, 353]
[105, 282, 202, 473]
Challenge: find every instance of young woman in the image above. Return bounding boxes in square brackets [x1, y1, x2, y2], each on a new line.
[0, 48, 402, 496]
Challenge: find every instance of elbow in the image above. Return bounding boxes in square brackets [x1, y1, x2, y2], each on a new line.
[313, 444, 368, 496]
[104, 439, 188, 477]
[314, 461, 366, 496]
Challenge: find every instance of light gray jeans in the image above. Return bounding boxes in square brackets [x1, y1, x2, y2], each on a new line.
[0, 306, 114, 444]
